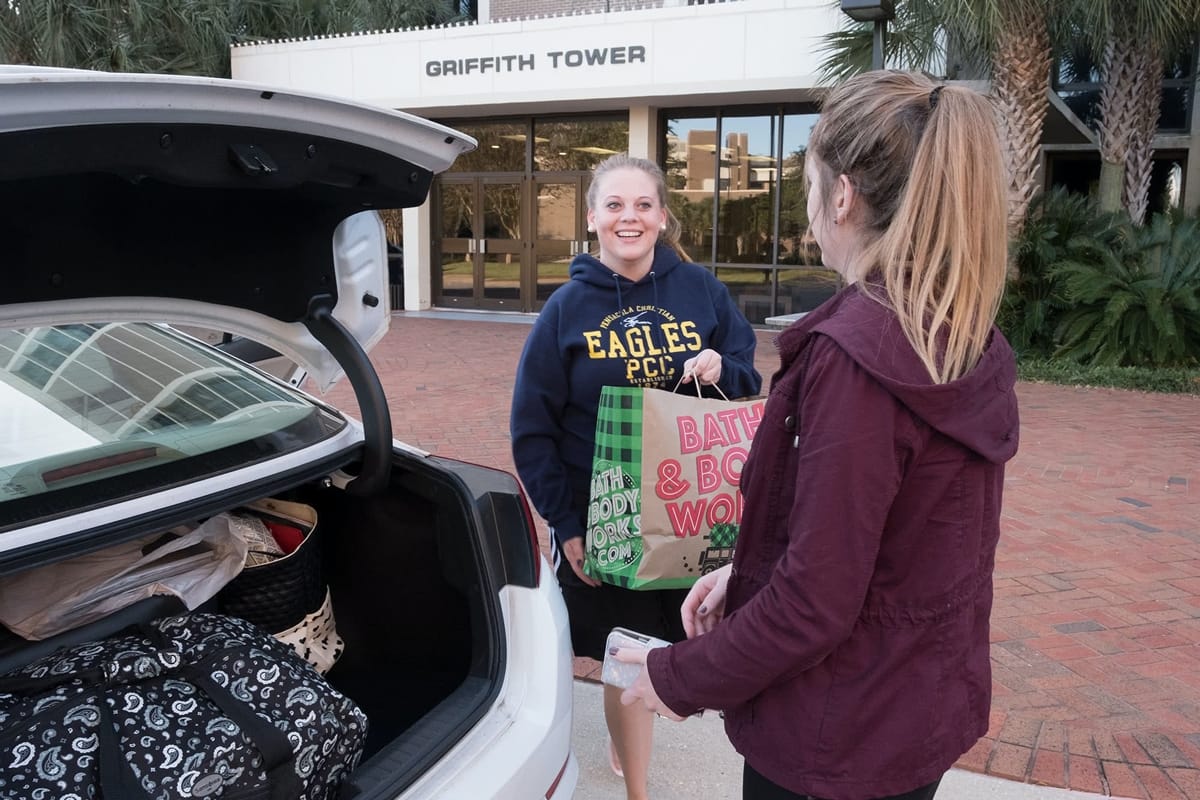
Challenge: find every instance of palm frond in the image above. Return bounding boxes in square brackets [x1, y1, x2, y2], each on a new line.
[815, 0, 949, 83]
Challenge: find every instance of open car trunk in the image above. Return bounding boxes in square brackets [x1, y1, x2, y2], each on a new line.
[0, 442, 536, 799]
[314, 451, 532, 797]
[0, 69, 573, 800]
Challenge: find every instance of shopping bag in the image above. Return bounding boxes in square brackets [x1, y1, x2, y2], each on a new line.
[585, 385, 765, 590]
[0, 514, 248, 640]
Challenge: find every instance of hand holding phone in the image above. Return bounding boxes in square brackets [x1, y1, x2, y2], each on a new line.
[601, 627, 669, 689]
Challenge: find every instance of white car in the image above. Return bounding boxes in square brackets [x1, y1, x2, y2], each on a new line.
[0, 68, 576, 799]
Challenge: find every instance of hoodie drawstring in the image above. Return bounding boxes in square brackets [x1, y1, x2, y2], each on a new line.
[648, 271, 664, 352]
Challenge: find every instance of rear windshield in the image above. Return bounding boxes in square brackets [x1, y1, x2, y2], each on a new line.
[0, 323, 343, 528]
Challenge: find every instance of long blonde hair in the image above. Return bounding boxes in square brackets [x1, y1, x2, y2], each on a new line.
[808, 71, 1007, 383]
[587, 154, 692, 263]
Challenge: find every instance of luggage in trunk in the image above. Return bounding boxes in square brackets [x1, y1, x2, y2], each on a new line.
[0, 612, 367, 800]
[0, 455, 511, 799]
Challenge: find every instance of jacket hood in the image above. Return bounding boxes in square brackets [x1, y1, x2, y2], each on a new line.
[568, 244, 684, 287]
[785, 284, 1019, 464]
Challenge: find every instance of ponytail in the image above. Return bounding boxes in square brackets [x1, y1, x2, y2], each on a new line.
[663, 206, 692, 262]
[809, 72, 1007, 383]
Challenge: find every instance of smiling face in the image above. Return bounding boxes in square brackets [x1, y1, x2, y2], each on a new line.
[587, 166, 668, 280]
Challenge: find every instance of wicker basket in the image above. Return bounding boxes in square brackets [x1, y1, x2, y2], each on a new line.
[217, 498, 324, 634]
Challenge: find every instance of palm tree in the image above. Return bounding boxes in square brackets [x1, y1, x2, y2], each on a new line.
[1073, 1, 1200, 224]
[818, 0, 1060, 245]
[0, 0, 464, 78]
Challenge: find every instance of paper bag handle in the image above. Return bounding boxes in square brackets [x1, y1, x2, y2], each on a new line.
[673, 370, 730, 400]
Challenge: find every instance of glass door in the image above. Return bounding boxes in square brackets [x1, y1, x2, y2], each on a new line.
[436, 177, 527, 310]
[480, 178, 524, 310]
[438, 179, 475, 306]
[530, 175, 590, 310]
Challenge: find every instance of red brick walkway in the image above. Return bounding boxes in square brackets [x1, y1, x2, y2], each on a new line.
[325, 314, 1200, 799]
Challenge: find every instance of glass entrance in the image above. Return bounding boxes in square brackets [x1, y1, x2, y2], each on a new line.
[437, 175, 591, 311]
[437, 177, 525, 310]
[432, 115, 626, 312]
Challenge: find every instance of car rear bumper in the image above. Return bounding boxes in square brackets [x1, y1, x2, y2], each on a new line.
[399, 554, 577, 799]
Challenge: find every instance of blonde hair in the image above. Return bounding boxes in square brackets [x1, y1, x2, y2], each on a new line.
[809, 71, 1007, 383]
[587, 154, 692, 263]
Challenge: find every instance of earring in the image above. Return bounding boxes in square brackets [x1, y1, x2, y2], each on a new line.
[660, 223, 667, 231]
[587, 224, 595, 232]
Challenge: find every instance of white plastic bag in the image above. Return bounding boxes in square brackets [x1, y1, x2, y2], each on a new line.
[0, 514, 248, 640]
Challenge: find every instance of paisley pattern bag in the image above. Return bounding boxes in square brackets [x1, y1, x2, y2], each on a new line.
[0, 613, 367, 800]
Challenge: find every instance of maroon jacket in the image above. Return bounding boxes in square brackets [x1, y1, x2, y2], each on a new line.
[648, 283, 1019, 799]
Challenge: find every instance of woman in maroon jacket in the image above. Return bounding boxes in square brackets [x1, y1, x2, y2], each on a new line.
[615, 71, 1020, 800]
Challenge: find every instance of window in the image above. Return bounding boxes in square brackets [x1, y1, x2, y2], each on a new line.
[663, 106, 835, 323]
[0, 323, 341, 521]
[534, 118, 628, 171]
[447, 121, 527, 172]
[1053, 42, 1196, 133]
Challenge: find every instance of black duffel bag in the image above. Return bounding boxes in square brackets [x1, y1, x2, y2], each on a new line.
[0, 612, 367, 800]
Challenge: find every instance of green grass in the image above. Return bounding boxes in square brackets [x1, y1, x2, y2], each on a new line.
[1017, 358, 1200, 394]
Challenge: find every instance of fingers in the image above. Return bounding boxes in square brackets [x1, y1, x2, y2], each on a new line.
[563, 539, 601, 587]
[680, 578, 712, 638]
[619, 662, 687, 721]
[611, 647, 649, 665]
[570, 559, 600, 587]
[683, 565, 731, 636]
[681, 350, 723, 386]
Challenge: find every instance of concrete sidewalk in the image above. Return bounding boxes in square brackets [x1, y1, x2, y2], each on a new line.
[323, 309, 1200, 798]
[570, 680, 1116, 800]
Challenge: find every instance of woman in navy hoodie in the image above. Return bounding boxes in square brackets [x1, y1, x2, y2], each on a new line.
[510, 154, 761, 800]
[616, 73, 1021, 800]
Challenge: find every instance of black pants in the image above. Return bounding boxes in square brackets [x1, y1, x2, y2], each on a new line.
[743, 762, 941, 800]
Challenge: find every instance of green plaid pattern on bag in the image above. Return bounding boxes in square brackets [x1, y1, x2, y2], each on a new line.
[586, 386, 645, 588]
[593, 386, 643, 466]
[708, 522, 739, 549]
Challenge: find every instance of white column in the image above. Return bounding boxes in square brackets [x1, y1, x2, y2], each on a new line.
[403, 200, 433, 311]
[1185, 79, 1200, 215]
[628, 105, 660, 162]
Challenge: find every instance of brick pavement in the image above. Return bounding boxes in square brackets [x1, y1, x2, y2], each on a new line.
[323, 313, 1200, 799]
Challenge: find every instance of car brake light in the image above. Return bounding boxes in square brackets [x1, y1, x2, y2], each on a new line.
[42, 446, 159, 484]
[514, 480, 542, 585]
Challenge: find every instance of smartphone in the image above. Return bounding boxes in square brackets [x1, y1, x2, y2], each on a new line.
[601, 627, 669, 690]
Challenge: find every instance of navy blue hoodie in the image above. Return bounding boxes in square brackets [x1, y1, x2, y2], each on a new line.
[511, 244, 762, 548]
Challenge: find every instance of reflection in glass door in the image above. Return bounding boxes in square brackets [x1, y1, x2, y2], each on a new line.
[481, 180, 523, 308]
[532, 177, 589, 307]
[439, 181, 474, 304]
[437, 178, 525, 310]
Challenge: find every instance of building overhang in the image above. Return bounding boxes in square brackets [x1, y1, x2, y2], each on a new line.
[232, 1, 842, 119]
[1042, 89, 1097, 146]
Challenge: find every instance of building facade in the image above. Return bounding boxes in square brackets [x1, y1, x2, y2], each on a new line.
[230, 0, 1199, 324]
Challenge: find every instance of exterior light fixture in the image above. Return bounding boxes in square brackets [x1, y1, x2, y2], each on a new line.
[839, 0, 894, 22]
[840, 0, 895, 70]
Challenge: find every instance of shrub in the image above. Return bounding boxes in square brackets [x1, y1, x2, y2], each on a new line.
[1000, 188, 1124, 358]
[1053, 211, 1200, 367]
[1017, 358, 1200, 394]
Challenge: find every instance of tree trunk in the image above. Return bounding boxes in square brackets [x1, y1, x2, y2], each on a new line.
[1123, 49, 1164, 225]
[989, 15, 1051, 276]
[1098, 160, 1125, 212]
[1096, 33, 1142, 215]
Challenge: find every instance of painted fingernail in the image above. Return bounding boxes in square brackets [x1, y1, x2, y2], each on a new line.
[608, 646, 618, 655]
[699, 605, 708, 614]
[576, 559, 584, 567]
